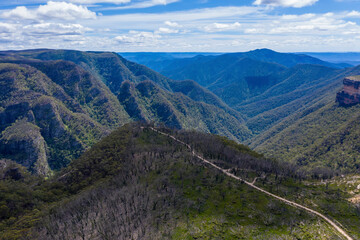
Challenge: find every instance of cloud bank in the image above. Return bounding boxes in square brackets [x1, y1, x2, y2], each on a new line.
[253, 0, 318, 8]
[2, 1, 96, 20]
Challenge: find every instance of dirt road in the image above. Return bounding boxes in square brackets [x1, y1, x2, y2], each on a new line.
[150, 127, 354, 240]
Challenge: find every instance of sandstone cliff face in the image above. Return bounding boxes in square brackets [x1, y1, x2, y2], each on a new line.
[0, 63, 119, 175]
[0, 120, 50, 175]
[336, 76, 360, 106]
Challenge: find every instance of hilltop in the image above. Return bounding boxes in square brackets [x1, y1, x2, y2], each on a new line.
[1, 123, 359, 239]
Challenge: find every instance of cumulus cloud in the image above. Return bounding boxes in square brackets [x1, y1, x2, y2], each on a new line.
[23, 23, 92, 36]
[164, 21, 180, 27]
[2, 1, 96, 20]
[115, 31, 161, 45]
[347, 11, 360, 17]
[156, 27, 179, 33]
[1, 3, 360, 52]
[244, 12, 360, 35]
[2, 6, 36, 20]
[253, 0, 318, 8]
[0, 23, 17, 33]
[203, 22, 241, 32]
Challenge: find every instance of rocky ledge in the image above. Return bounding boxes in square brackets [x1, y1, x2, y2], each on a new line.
[336, 76, 360, 106]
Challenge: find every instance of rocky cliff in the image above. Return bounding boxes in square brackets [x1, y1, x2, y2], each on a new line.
[336, 76, 360, 106]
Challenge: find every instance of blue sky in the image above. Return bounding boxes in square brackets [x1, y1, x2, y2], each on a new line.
[0, 0, 359, 52]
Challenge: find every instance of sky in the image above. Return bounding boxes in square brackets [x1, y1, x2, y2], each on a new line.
[0, 0, 360, 52]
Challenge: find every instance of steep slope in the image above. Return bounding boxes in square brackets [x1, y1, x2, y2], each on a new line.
[0, 50, 251, 174]
[118, 80, 251, 141]
[239, 64, 344, 134]
[254, 103, 360, 172]
[159, 49, 348, 109]
[140, 49, 360, 174]
[155, 49, 359, 137]
[251, 66, 360, 172]
[162, 57, 288, 107]
[208, 58, 287, 105]
[4, 49, 244, 119]
[5, 49, 173, 91]
[1, 123, 359, 239]
[0, 63, 121, 175]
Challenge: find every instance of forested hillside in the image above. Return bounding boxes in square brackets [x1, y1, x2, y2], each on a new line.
[0, 50, 250, 175]
[1, 123, 359, 240]
[136, 50, 358, 134]
[129, 49, 360, 173]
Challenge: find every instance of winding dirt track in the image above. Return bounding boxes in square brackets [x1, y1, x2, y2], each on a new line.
[149, 127, 354, 240]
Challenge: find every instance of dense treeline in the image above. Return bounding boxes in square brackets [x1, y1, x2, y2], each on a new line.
[255, 102, 360, 174]
[0, 50, 253, 175]
[1, 123, 359, 239]
[157, 125, 338, 180]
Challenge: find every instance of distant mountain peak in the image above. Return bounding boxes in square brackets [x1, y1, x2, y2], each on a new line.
[251, 48, 276, 53]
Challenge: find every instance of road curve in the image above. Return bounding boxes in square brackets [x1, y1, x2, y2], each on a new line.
[149, 127, 354, 240]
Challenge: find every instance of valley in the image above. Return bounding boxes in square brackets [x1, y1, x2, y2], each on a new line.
[1, 49, 360, 240]
[2, 0, 360, 238]
[129, 49, 360, 173]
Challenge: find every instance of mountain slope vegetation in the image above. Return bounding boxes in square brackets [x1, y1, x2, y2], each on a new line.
[253, 97, 360, 173]
[247, 65, 360, 172]
[1, 123, 359, 240]
[130, 49, 360, 173]
[156, 49, 354, 117]
[0, 49, 250, 174]
[0, 62, 118, 175]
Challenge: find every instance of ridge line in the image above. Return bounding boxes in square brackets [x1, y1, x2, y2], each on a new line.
[149, 127, 353, 240]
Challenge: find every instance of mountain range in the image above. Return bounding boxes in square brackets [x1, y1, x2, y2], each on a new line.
[127, 49, 360, 173]
[1, 48, 360, 239]
[0, 49, 250, 175]
[3, 48, 360, 175]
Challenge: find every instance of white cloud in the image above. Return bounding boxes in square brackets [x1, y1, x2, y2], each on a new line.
[2, 1, 96, 20]
[347, 11, 360, 17]
[156, 27, 179, 33]
[2, 6, 36, 20]
[69, 0, 130, 4]
[105, 0, 180, 9]
[203, 22, 241, 32]
[97, 6, 262, 23]
[253, 0, 318, 8]
[115, 30, 161, 45]
[23, 23, 92, 36]
[281, 13, 315, 20]
[1, 3, 360, 52]
[164, 21, 180, 27]
[0, 23, 17, 33]
[240, 12, 360, 39]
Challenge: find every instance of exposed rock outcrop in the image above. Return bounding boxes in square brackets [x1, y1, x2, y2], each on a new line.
[0, 120, 50, 175]
[336, 76, 360, 106]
